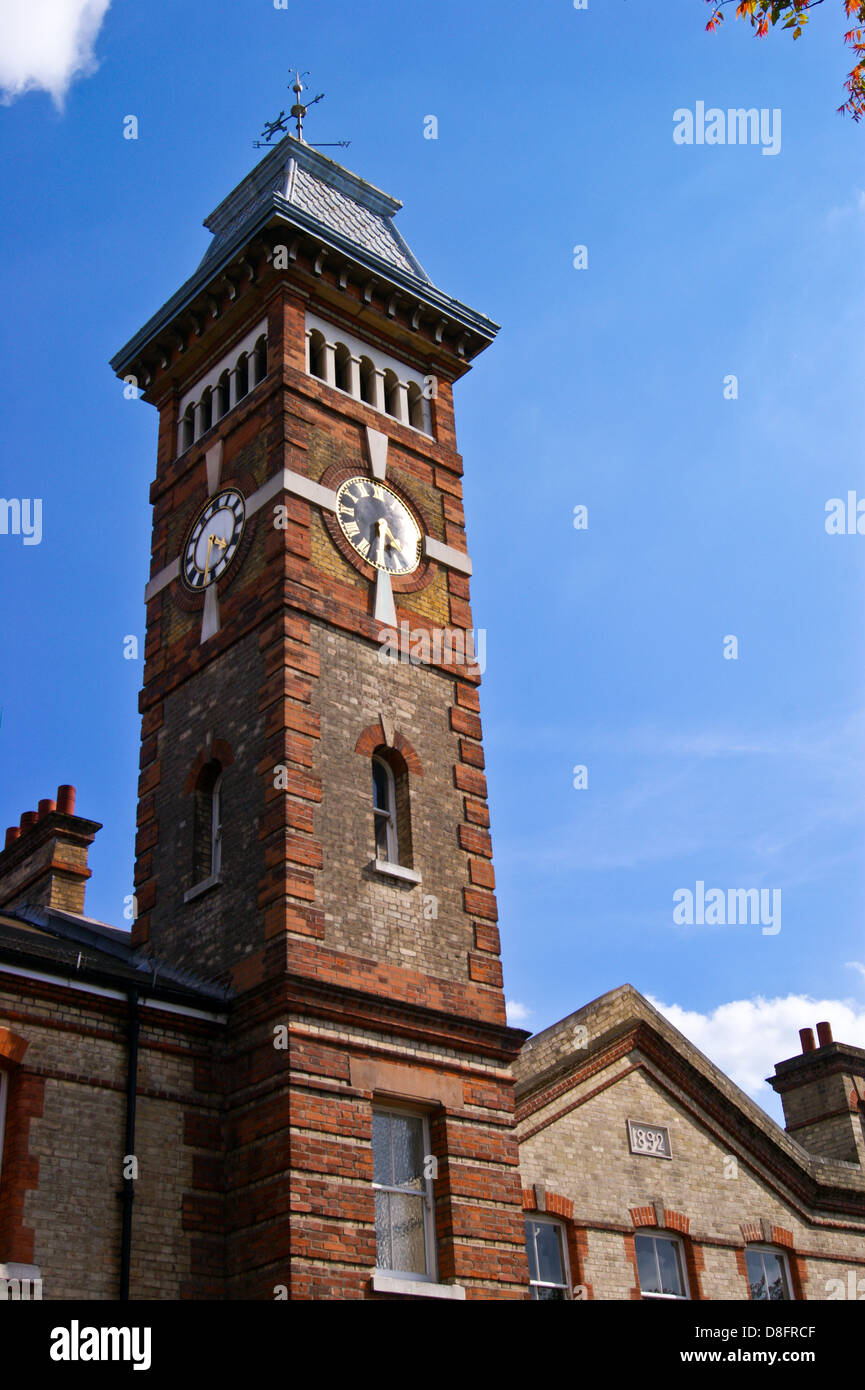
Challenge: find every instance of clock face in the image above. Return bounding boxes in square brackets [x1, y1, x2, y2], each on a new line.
[182, 489, 246, 591]
[335, 476, 421, 575]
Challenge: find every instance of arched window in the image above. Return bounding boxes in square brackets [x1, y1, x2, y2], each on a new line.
[235, 353, 249, 400]
[200, 386, 213, 434]
[253, 335, 267, 386]
[371, 747, 413, 868]
[406, 381, 425, 430]
[216, 370, 231, 419]
[334, 342, 352, 394]
[372, 755, 397, 863]
[383, 369, 400, 418]
[359, 355, 376, 405]
[180, 404, 196, 451]
[308, 329, 327, 381]
[193, 759, 223, 884]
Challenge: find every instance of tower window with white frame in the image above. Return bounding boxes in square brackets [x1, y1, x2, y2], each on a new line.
[372, 1107, 436, 1282]
[524, 1216, 571, 1300]
[372, 755, 398, 863]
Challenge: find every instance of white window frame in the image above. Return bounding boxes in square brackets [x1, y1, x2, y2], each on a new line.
[371, 1104, 437, 1284]
[372, 755, 398, 865]
[211, 770, 223, 878]
[0, 1069, 8, 1189]
[525, 1215, 572, 1300]
[634, 1232, 691, 1300]
[745, 1244, 793, 1301]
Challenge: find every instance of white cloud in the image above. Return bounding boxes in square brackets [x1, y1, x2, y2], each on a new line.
[647, 993, 865, 1125]
[506, 999, 533, 1025]
[0, 0, 112, 108]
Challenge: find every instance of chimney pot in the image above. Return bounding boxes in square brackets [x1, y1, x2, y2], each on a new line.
[19, 811, 38, 832]
[799, 1027, 816, 1054]
[4, 827, 20, 848]
[816, 1021, 834, 1048]
[37, 798, 56, 819]
[57, 785, 76, 815]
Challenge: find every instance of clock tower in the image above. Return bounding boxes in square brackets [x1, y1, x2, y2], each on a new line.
[111, 117, 529, 1299]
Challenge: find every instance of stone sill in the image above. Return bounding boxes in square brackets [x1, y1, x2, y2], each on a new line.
[372, 1272, 465, 1300]
[369, 859, 422, 885]
[183, 874, 223, 904]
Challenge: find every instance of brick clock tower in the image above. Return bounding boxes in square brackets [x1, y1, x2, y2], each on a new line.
[111, 121, 530, 1299]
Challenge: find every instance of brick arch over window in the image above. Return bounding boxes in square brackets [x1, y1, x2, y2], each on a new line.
[522, 1184, 591, 1299]
[183, 739, 235, 796]
[738, 1220, 805, 1300]
[627, 1204, 704, 1299]
[354, 723, 423, 776]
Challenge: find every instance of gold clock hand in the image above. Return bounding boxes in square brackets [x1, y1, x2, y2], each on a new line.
[203, 534, 214, 587]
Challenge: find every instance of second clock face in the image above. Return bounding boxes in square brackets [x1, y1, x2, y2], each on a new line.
[182, 489, 246, 590]
[335, 476, 421, 575]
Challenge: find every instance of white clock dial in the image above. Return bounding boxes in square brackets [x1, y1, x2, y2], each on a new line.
[335, 475, 421, 575]
[182, 489, 245, 591]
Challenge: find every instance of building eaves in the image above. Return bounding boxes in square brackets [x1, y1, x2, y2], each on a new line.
[110, 193, 498, 377]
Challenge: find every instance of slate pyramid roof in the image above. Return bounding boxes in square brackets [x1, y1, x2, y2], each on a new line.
[198, 134, 429, 282]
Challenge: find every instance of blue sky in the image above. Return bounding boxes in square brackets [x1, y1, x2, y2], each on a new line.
[1, 0, 864, 1120]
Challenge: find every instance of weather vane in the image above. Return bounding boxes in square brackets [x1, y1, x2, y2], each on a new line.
[254, 70, 350, 150]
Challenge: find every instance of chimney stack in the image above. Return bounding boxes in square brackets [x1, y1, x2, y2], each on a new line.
[0, 785, 102, 917]
[769, 1022, 865, 1167]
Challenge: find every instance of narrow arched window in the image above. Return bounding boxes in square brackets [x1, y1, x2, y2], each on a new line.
[200, 386, 213, 434]
[372, 755, 397, 863]
[359, 356, 376, 405]
[308, 330, 327, 380]
[216, 370, 231, 418]
[383, 369, 400, 418]
[180, 404, 195, 451]
[334, 342, 352, 393]
[407, 381, 425, 430]
[371, 747, 413, 868]
[253, 335, 267, 386]
[193, 760, 223, 884]
[235, 353, 249, 400]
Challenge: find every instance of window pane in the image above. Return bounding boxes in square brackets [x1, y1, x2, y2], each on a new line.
[374, 1190, 392, 1268]
[533, 1222, 565, 1286]
[531, 1284, 567, 1301]
[764, 1252, 789, 1301]
[373, 762, 389, 811]
[656, 1237, 684, 1297]
[389, 1192, 427, 1274]
[746, 1249, 767, 1299]
[391, 1114, 424, 1189]
[372, 1111, 392, 1186]
[635, 1235, 660, 1293]
[374, 813, 390, 860]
